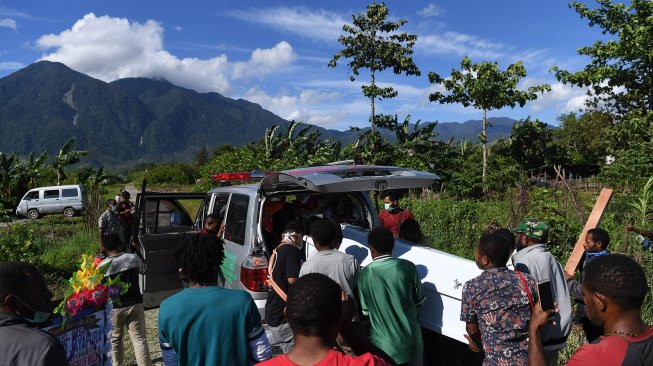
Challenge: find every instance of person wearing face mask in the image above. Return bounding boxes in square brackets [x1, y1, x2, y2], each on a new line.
[379, 191, 414, 237]
[98, 198, 121, 247]
[265, 219, 305, 353]
[0, 262, 69, 366]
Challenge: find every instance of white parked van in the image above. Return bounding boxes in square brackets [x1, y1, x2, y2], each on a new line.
[15, 184, 86, 219]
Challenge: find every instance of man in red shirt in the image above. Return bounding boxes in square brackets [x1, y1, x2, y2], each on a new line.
[378, 192, 414, 237]
[528, 254, 653, 365]
[257, 273, 391, 366]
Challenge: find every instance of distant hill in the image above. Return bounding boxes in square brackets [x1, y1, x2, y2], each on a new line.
[0, 61, 529, 168]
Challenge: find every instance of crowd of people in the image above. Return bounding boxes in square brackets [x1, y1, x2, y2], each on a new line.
[1, 190, 652, 366]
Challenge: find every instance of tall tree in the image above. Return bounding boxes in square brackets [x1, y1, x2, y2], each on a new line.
[508, 118, 561, 171]
[552, 0, 653, 115]
[556, 112, 613, 165]
[428, 57, 550, 189]
[52, 137, 88, 185]
[329, 2, 420, 133]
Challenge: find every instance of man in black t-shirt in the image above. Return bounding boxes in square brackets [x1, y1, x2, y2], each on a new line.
[265, 220, 304, 353]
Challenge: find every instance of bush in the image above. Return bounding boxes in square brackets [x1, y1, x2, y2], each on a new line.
[405, 197, 510, 259]
[39, 229, 97, 277]
[0, 223, 41, 263]
[142, 163, 199, 185]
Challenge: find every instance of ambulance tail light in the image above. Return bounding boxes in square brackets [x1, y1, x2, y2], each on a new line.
[240, 255, 269, 292]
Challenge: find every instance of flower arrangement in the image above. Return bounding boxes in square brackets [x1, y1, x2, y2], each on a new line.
[55, 254, 130, 317]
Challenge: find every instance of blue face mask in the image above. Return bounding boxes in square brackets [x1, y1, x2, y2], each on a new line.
[585, 249, 609, 262]
[15, 296, 50, 324]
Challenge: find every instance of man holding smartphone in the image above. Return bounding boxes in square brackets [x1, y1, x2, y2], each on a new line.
[512, 218, 572, 366]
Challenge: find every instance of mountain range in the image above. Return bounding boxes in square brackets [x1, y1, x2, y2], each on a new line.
[0, 61, 525, 168]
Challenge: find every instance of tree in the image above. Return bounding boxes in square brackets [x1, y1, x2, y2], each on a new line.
[428, 57, 550, 190]
[551, 0, 653, 115]
[0, 152, 18, 201]
[52, 137, 89, 185]
[556, 112, 613, 165]
[329, 2, 420, 133]
[508, 118, 561, 171]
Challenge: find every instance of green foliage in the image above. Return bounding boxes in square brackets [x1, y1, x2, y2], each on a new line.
[598, 111, 653, 191]
[552, 0, 653, 115]
[525, 187, 584, 259]
[197, 145, 266, 192]
[264, 122, 341, 169]
[39, 229, 97, 277]
[329, 2, 420, 132]
[0, 223, 41, 263]
[342, 130, 399, 166]
[599, 141, 653, 192]
[629, 175, 653, 227]
[405, 197, 511, 259]
[556, 112, 613, 165]
[143, 163, 199, 185]
[53, 137, 89, 185]
[508, 117, 563, 170]
[429, 56, 550, 187]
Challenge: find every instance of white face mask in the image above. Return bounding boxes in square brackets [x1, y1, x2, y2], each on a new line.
[384, 203, 391, 210]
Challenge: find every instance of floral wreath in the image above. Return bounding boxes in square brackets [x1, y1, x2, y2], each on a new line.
[54, 254, 130, 318]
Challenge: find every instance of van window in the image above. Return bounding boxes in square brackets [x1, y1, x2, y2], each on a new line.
[44, 190, 59, 199]
[62, 188, 78, 198]
[212, 194, 229, 219]
[225, 194, 249, 245]
[25, 191, 39, 200]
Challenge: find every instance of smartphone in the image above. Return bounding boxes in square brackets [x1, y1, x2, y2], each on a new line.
[538, 280, 555, 311]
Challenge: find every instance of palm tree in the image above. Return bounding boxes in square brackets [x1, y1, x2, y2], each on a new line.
[53, 137, 88, 185]
[0, 152, 19, 201]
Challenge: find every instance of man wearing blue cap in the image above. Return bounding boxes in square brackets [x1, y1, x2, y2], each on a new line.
[512, 218, 572, 366]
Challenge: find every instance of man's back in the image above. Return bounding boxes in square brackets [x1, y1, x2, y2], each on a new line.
[358, 256, 425, 364]
[300, 249, 358, 297]
[158, 287, 263, 366]
[100, 252, 145, 307]
[259, 349, 390, 366]
[461, 268, 537, 365]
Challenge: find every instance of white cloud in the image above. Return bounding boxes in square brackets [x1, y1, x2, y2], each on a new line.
[173, 25, 182, 32]
[0, 18, 16, 30]
[0, 61, 25, 70]
[419, 4, 445, 17]
[227, 7, 346, 42]
[521, 79, 588, 114]
[417, 31, 505, 59]
[232, 41, 296, 80]
[245, 87, 362, 128]
[36, 13, 296, 95]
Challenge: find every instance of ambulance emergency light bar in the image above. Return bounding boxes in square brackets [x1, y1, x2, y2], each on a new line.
[211, 170, 273, 182]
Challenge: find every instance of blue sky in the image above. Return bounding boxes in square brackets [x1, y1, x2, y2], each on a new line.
[0, 0, 607, 130]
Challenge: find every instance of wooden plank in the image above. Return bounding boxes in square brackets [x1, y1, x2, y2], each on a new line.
[564, 188, 614, 274]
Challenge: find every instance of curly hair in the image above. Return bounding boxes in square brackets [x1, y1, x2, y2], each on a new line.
[583, 254, 648, 310]
[478, 233, 511, 266]
[173, 234, 225, 284]
[368, 227, 394, 254]
[286, 273, 342, 336]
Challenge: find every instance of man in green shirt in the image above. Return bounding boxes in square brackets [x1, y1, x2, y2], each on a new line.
[358, 227, 426, 366]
